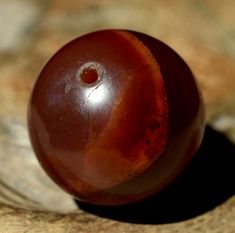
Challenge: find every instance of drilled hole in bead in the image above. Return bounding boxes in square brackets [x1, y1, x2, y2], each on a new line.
[80, 68, 99, 84]
[77, 62, 103, 85]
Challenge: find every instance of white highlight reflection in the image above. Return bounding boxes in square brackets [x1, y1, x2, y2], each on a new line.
[85, 82, 109, 106]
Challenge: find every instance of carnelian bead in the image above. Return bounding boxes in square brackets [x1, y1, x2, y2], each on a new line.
[28, 30, 205, 206]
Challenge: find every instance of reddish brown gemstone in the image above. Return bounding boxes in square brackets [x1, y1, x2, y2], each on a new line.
[28, 30, 205, 205]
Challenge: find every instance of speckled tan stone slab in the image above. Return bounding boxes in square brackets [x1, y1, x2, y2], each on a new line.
[0, 0, 235, 232]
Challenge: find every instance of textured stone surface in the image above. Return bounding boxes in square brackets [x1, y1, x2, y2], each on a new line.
[0, 0, 235, 232]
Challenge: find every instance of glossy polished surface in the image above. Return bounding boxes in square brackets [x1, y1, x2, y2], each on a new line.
[28, 30, 205, 205]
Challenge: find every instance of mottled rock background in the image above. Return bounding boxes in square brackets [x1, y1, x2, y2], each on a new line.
[0, 0, 235, 232]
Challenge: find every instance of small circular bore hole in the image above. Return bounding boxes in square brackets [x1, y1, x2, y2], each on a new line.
[77, 62, 104, 85]
[80, 67, 99, 84]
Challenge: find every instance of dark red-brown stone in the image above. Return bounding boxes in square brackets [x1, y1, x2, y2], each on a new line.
[28, 30, 205, 205]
